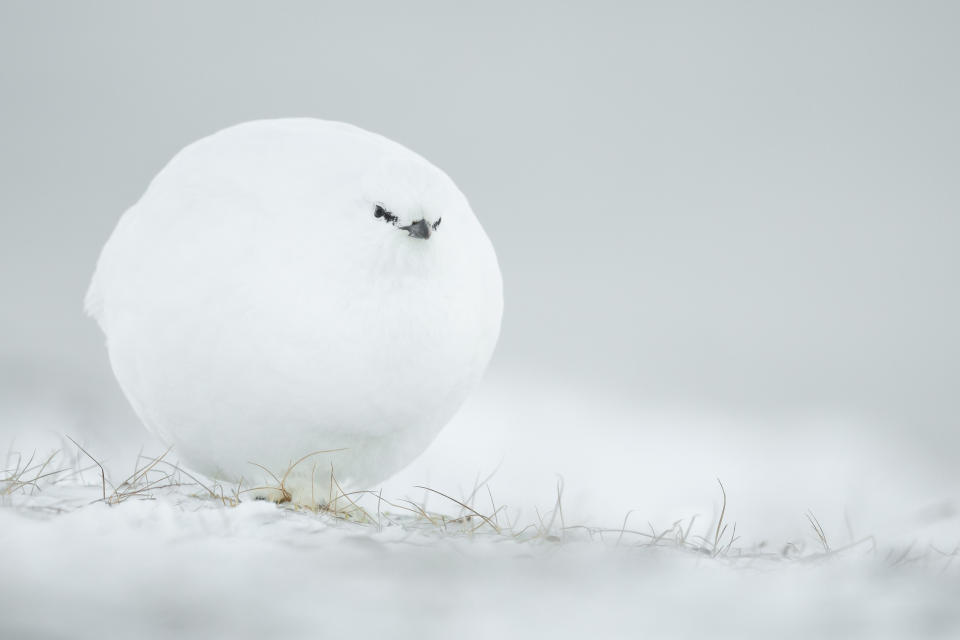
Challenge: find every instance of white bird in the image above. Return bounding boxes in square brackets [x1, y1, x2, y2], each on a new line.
[86, 119, 503, 504]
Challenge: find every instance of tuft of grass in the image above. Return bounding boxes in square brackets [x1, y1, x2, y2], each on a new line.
[2, 450, 66, 496]
[2, 442, 954, 571]
[3, 440, 244, 509]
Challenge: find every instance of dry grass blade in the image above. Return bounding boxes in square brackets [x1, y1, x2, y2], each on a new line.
[1, 450, 67, 496]
[682, 515, 698, 545]
[323, 465, 374, 523]
[107, 447, 176, 504]
[399, 498, 439, 525]
[66, 436, 110, 503]
[552, 478, 566, 540]
[616, 510, 637, 546]
[713, 478, 727, 556]
[243, 450, 348, 506]
[281, 449, 347, 489]
[806, 510, 830, 553]
[245, 461, 290, 502]
[126, 446, 172, 488]
[460, 462, 502, 514]
[415, 485, 500, 533]
[149, 458, 231, 505]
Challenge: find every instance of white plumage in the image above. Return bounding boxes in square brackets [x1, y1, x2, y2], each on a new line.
[87, 119, 502, 504]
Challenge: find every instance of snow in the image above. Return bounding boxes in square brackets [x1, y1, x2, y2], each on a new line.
[2, 368, 959, 639]
[2, 495, 957, 639]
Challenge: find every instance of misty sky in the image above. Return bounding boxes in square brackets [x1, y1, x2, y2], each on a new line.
[1, 2, 958, 440]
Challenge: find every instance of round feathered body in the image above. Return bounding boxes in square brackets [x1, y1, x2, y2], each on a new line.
[87, 119, 502, 503]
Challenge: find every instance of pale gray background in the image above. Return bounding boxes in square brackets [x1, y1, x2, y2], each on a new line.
[1, 2, 958, 449]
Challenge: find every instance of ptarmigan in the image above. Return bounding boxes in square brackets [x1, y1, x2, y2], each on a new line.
[86, 119, 502, 505]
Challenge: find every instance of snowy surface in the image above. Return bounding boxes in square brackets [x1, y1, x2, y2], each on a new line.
[2, 494, 958, 640]
[2, 369, 959, 639]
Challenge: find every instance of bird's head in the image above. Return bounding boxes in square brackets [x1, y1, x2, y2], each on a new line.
[372, 203, 441, 240]
[354, 149, 474, 258]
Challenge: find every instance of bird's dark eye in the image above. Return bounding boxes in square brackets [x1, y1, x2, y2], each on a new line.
[374, 204, 398, 224]
[432, 218, 441, 230]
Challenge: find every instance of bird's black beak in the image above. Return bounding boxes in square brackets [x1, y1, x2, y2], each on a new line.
[400, 219, 432, 239]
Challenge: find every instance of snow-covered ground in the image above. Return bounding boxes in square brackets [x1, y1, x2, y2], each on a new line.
[2, 368, 958, 639]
